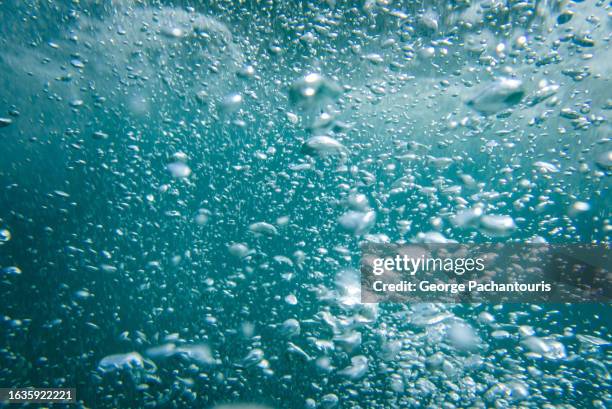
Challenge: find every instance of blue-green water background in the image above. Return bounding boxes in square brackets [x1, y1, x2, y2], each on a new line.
[0, 1, 611, 408]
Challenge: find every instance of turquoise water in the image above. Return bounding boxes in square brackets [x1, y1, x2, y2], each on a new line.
[0, 1, 610, 408]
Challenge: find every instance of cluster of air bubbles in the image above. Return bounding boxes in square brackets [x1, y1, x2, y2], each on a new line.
[0, 0, 610, 407]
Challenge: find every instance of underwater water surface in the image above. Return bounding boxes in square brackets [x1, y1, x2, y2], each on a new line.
[0, 0, 610, 408]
